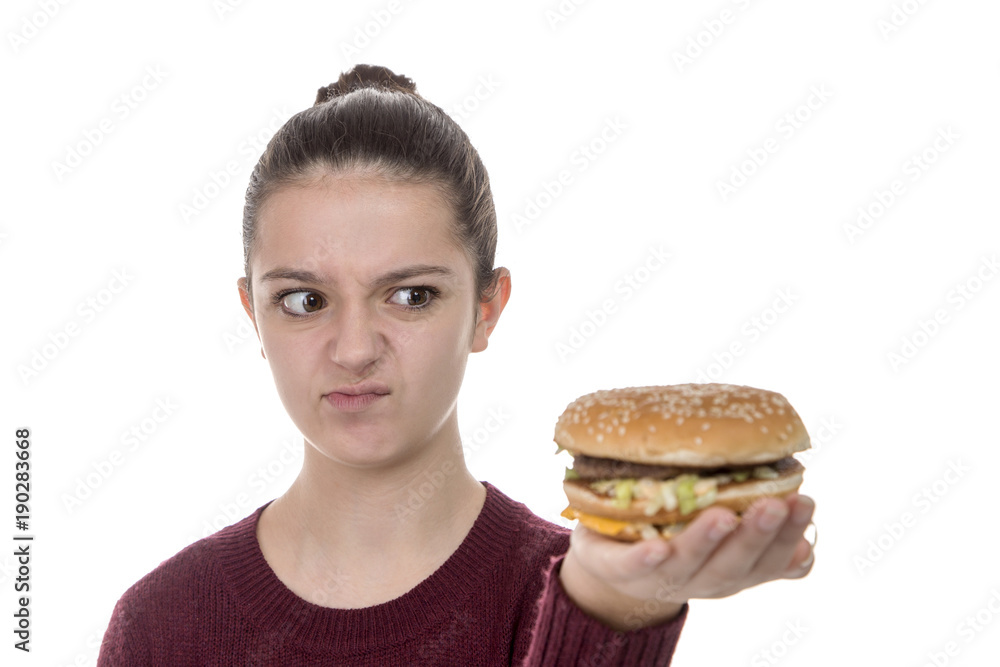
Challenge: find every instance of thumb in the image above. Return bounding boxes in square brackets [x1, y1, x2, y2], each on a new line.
[570, 524, 674, 582]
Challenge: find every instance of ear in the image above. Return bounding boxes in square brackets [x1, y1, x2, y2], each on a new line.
[471, 268, 511, 353]
[238, 277, 265, 359]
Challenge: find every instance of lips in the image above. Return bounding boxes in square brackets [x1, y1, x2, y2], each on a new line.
[324, 381, 390, 412]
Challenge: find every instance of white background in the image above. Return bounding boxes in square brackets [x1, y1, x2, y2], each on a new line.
[3, 0, 999, 665]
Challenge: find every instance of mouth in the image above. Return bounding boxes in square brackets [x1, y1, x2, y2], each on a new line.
[324, 382, 390, 412]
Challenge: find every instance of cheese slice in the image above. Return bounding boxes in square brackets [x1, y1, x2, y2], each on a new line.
[561, 506, 630, 537]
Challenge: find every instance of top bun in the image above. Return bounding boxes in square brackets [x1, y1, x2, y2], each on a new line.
[554, 383, 810, 466]
[315, 64, 418, 105]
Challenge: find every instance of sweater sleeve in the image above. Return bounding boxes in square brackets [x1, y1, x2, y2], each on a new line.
[97, 592, 153, 667]
[522, 554, 687, 667]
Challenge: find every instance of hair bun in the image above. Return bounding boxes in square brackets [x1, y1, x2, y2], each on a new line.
[314, 64, 418, 105]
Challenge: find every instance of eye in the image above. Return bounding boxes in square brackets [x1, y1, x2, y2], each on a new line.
[277, 291, 325, 316]
[388, 286, 439, 310]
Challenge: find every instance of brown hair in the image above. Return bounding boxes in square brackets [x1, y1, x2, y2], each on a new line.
[241, 64, 499, 304]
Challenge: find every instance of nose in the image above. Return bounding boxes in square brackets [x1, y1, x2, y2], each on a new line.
[327, 304, 382, 377]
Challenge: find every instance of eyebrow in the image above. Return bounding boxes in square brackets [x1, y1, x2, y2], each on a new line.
[259, 264, 457, 290]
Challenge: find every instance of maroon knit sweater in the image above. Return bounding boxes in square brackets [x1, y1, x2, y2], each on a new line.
[98, 483, 686, 665]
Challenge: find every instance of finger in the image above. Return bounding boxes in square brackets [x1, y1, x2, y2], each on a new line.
[568, 523, 675, 583]
[782, 538, 815, 579]
[779, 495, 817, 576]
[746, 495, 815, 576]
[689, 498, 792, 589]
[650, 507, 741, 578]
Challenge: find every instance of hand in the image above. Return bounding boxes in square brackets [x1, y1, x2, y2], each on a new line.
[559, 493, 816, 631]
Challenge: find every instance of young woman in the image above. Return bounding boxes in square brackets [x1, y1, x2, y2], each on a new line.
[98, 65, 815, 666]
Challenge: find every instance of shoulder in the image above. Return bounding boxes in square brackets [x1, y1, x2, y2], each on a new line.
[99, 507, 267, 664]
[481, 483, 571, 565]
[110, 505, 263, 621]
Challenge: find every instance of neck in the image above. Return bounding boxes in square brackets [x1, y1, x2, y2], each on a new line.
[258, 420, 485, 607]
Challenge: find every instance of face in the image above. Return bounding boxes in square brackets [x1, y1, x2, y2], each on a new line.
[239, 172, 508, 470]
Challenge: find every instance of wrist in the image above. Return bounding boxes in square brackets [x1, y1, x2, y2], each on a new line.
[559, 551, 685, 631]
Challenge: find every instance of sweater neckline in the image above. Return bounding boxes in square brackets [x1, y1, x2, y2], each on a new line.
[213, 482, 516, 653]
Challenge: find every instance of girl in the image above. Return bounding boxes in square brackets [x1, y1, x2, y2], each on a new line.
[98, 64, 815, 666]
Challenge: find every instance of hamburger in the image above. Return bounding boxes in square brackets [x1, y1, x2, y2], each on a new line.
[557, 383, 810, 541]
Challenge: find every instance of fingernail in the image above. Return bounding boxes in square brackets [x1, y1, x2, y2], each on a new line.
[708, 516, 738, 541]
[758, 504, 787, 531]
[796, 551, 815, 571]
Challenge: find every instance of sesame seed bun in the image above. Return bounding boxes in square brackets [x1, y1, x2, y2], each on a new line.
[556, 383, 811, 541]
[554, 383, 810, 467]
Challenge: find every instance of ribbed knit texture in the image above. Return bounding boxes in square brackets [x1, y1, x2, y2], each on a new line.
[98, 483, 686, 666]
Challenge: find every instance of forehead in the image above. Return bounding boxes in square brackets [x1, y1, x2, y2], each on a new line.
[252, 173, 468, 280]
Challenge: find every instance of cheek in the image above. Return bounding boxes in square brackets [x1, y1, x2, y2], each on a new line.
[390, 312, 471, 373]
[259, 324, 322, 392]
